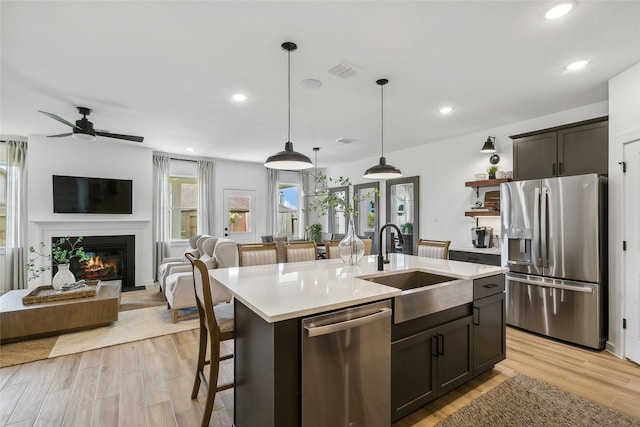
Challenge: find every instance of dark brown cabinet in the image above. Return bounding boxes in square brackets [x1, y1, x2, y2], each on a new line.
[391, 316, 473, 422]
[449, 250, 501, 266]
[472, 275, 506, 375]
[512, 118, 608, 181]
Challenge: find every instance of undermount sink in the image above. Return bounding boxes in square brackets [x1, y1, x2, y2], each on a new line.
[360, 270, 472, 323]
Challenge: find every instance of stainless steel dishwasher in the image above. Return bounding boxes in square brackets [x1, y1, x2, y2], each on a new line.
[302, 300, 392, 427]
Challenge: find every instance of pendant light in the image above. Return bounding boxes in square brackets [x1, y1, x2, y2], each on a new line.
[264, 42, 313, 170]
[363, 79, 402, 179]
[303, 147, 322, 197]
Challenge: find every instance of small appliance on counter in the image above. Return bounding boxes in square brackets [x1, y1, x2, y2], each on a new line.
[471, 226, 493, 248]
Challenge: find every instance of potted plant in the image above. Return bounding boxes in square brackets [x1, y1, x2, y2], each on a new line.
[487, 165, 499, 179]
[307, 223, 323, 244]
[28, 236, 90, 288]
[304, 175, 379, 265]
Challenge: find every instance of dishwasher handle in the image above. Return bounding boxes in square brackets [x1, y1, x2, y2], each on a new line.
[304, 307, 392, 337]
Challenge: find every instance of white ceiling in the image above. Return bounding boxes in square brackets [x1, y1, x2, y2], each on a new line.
[1, 1, 639, 167]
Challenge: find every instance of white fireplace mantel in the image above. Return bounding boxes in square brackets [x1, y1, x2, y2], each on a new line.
[28, 219, 153, 288]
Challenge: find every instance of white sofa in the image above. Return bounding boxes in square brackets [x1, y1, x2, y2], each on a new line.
[157, 234, 203, 291]
[164, 237, 238, 322]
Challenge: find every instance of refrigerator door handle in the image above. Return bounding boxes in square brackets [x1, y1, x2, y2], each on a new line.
[506, 274, 594, 293]
[534, 187, 542, 267]
[541, 186, 549, 268]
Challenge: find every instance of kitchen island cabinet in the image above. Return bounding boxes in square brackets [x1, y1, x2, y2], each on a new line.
[209, 255, 507, 426]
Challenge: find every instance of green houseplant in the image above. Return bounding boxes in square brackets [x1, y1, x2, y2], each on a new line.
[28, 236, 90, 283]
[307, 223, 323, 244]
[487, 165, 499, 179]
[304, 175, 379, 265]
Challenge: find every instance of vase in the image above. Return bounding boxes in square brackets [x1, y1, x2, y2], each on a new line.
[52, 263, 75, 290]
[338, 217, 365, 266]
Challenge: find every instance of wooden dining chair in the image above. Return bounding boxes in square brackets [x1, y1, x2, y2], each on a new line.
[324, 240, 341, 259]
[284, 241, 317, 262]
[237, 242, 279, 266]
[188, 255, 235, 427]
[416, 239, 451, 259]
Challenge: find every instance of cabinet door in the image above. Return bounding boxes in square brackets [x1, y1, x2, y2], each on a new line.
[557, 121, 608, 176]
[435, 316, 473, 395]
[391, 329, 436, 422]
[513, 132, 557, 180]
[473, 292, 506, 375]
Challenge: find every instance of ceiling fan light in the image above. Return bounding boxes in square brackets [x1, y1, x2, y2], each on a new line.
[264, 141, 313, 170]
[363, 157, 403, 179]
[480, 136, 496, 153]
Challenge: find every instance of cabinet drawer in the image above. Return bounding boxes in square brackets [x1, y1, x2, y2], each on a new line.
[449, 250, 501, 266]
[473, 274, 505, 300]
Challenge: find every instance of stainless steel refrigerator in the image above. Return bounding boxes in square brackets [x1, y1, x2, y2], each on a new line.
[501, 174, 607, 349]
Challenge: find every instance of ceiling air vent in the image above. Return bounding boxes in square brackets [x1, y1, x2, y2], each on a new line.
[336, 137, 355, 144]
[328, 62, 359, 79]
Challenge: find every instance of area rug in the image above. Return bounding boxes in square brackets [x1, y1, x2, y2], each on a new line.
[436, 374, 640, 427]
[0, 288, 198, 368]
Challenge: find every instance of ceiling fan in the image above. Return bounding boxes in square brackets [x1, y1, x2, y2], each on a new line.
[38, 107, 144, 143]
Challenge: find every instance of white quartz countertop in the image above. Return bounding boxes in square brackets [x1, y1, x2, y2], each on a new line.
[209, 253, 507, 323]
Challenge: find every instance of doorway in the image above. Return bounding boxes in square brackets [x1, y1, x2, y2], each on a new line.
[223, 189, 256, 244]
[623, 139, 640, 364]
[354, 182, 379, 254]
[386, 176, 420, 255]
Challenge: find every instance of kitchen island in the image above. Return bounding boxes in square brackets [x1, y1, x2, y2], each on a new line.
[209, 253, 507, 426]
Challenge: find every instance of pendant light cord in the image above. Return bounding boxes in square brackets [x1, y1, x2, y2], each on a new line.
[287, 48, 291, 142]
[380, 83, 384, 157]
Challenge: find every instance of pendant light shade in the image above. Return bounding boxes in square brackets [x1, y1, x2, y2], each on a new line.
[363, 79, 402, 179]
[264, 42, 313, 170]
[480, 136, 496, 153]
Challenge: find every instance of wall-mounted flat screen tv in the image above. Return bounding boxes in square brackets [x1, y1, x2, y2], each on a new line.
[53, 175, 133, 214]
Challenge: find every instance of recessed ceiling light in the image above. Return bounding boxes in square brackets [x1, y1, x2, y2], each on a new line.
[231, 93, 248, 102]
[300, 79, 323, 89]
[566, 60, 589, 71]
[439, 106, 454, 114]
[545, 3, 574, 19]
[186, 147, 195, 152]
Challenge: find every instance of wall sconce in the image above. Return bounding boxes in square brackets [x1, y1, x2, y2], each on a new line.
[481, 136, 501, 164]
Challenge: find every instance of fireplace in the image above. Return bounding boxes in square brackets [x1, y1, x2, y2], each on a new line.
[52, 235, 137, 291]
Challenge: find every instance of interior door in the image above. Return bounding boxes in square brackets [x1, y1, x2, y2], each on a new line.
[223, 188, 256, 243]
[386, 176, 419, 254]
[624, 139, 640, 364]
[354, 182, 379, 254]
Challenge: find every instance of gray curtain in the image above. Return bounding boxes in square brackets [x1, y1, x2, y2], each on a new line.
[197, 160, 215, 235]
[4, 140, 28, 291]
[152, 155, 170, 281]
[266, 168, 279, 236]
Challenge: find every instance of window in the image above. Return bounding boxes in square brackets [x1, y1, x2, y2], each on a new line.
[169, 176, 197, 240]
[277, 183, 299, 237]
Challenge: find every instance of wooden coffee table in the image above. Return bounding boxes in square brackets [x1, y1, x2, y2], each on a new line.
[0, 281, 121, 343]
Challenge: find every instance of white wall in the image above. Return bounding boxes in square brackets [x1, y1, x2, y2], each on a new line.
[608, 61, 640, 357]
[326, 101, 608, 250]
[27, 135, 153, 287]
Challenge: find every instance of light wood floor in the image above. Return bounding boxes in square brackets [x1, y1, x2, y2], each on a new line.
[1, 327, 638, 427]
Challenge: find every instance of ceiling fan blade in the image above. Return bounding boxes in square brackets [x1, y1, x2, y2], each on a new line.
[47, 133, 73, 138]
[38, 110, 80, 129]
[96, 131, 144, 143]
